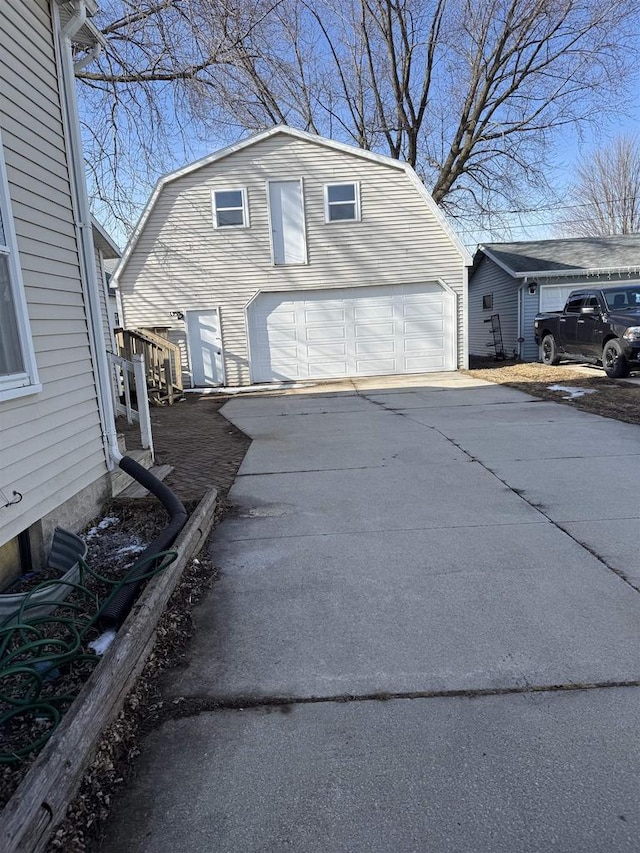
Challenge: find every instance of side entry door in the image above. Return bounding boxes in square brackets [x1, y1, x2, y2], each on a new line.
[185, 308, 224, 386]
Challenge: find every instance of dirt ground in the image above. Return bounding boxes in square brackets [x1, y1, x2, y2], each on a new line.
[466, 358, 640, 426]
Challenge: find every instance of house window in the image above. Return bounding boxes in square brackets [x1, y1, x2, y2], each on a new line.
[482, 294, 493, 310]
[325, 183, 360, 222]
[212, 188, 248, 228]
[0, 137, 39, 401]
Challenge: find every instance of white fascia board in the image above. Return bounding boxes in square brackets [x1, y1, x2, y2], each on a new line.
[91, 216, 121, 258]
[478, 246, 519, 278]
[116, 125, 471, 280]
[510, 265, 640, 279]
[479, 245, 640, 281]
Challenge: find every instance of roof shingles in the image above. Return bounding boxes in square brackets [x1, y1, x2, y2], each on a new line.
[481, 234, 640, 276]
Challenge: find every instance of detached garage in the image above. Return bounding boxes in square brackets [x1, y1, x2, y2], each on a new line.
[115, 126, 470, 387]
[469, 235, 640, 361]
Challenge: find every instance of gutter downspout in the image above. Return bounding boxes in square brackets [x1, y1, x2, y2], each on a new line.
[53, 1, 122, 469]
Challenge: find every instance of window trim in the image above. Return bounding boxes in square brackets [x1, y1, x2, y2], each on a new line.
[0, 134, 40, 402]
[324, 182, 361, 223]
[211, 187, 249, 229]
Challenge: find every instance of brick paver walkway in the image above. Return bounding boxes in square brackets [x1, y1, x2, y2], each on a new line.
[117, 395, 250, 501]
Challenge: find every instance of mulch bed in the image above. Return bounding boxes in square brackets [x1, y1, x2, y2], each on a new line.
[0, 498, 224, 853]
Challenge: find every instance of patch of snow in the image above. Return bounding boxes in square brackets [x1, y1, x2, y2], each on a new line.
[85, 516, 120, 539]
[89, 630, 117, 656]
[548, 384, 597, 400]
[115, 543, 146, 556]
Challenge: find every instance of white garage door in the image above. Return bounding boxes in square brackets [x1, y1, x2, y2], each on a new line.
[539, 284, 579, 312]
[247, 283, 455, 382]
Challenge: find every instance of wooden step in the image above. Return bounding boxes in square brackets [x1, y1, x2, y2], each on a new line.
[117, 465, 174, 499]
[110, 448, 154, 497]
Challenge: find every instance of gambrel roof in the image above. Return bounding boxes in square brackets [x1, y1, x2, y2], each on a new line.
[114, 125, 471, 282]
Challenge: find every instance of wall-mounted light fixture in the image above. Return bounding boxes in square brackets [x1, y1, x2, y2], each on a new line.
[528, 280, 538, 295]
[169, 310, 185, 321]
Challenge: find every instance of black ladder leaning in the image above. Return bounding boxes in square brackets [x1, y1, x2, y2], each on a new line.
[484, 313, 506, 360]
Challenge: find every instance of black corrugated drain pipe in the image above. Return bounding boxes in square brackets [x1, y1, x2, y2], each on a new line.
[98, 455, 188, 630]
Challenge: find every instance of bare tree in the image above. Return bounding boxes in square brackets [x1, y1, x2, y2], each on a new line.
[77, 0, 639, 234]
[559, 135, 640, 237]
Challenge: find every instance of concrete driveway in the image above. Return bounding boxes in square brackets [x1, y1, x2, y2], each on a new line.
[102, 373, 640, 853]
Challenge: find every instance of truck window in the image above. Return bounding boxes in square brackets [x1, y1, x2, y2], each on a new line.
[566, 295, 584, 313]
[586, 295, 600, 310]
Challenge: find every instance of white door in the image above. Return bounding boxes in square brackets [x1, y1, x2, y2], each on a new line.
[185, 309, 224, 386]
[247, 283, 455, 382]
[268, 180, 307, 265]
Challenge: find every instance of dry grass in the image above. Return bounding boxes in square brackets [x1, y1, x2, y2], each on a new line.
[465, 359, 640, 426]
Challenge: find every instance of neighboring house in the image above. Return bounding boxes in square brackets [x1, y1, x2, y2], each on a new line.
[469, 235, 640, 361]
[115, 126, 471, 387]
[0, 1, 123, 584]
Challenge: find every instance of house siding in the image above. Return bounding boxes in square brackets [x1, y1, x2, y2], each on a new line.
[119, 134, 467, 385]
[468, 256, 520, 358]
[0, 0, 107, 550]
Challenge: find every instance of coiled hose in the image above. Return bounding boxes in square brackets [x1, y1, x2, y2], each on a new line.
[0, 457, 188, 764]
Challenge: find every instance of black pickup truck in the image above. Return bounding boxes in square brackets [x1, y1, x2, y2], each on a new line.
[534, 285, 640, 378]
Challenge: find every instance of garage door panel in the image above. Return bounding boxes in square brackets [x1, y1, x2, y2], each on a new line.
[354, 357, 397, 374]
[403, 319, 444, 335]
[404, 336, 444, 352]
[354, 305, 394, 320]
[259, 328, 298, 343]
[306, 326, 346, 341]
[403, 302, 444, 318]
[269, 345, 299, 360]
[304, 308, 346, 324]
[309, 362, 349, 376]
[355, 322, 394, 338]
[406, 354, 446, 370]
[356, 339, 395, 355]
[307, 343, 347, 358]
[248, 283, 455, 382]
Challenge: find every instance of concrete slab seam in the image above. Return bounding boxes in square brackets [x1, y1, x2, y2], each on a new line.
[357, 390, 640, 595]
[145, 679, 640, 730]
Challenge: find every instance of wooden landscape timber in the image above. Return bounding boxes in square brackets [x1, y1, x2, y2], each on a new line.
[0, 487, 218, 853]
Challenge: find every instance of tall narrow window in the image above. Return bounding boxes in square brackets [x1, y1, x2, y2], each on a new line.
[325, 183, 360, 222]
[212, 188, 248, 228]
[0, 137, 39, 400]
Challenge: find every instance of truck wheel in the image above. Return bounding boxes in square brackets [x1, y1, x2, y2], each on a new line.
[602, 339, 630, 378]
[540, 335, 560, 366]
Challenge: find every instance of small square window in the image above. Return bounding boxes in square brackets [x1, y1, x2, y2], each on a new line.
[482, 294, 493, 310]
[325, 183, 360, 222]
[212, 188, 248, 228]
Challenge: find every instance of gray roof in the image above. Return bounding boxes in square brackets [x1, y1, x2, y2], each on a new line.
[479, 234, 640, 277]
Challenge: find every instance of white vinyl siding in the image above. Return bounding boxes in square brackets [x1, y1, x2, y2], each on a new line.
[0, 0, 107, 549]
[119, 133, 466, 385]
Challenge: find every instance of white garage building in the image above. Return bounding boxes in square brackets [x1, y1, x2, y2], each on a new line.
[115, 127, 470, 387]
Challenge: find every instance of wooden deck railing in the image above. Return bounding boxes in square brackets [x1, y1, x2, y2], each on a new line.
[114, 329, 183, 405]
